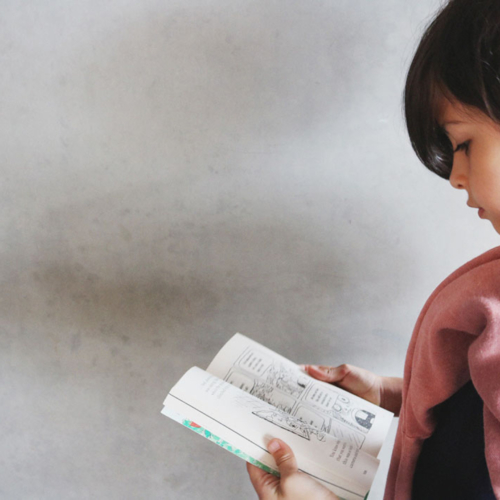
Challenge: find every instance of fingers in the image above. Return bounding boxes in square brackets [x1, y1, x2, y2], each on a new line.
[302, 363, 351, 384]
[247, 440, 341, 500]
[267, 438, 298, 479]
[245, 440, 296, 499]
[246, 461, 278, 498]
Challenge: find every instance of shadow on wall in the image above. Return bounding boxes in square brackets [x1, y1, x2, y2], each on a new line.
[4, 187, 408, 361]
[3, 2, 411, 365]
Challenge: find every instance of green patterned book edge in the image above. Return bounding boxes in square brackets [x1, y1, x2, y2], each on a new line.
[163, 407, 279, 477]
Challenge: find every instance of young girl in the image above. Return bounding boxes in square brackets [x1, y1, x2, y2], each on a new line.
[247, 0, 500, 498]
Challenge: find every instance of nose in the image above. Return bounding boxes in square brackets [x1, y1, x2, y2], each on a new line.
[449, 157, 468, 190]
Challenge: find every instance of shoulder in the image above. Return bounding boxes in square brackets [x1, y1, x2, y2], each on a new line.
[440, 246, 500, 288]
[430, 246, 500, 298]
[416, 246, 500, 327]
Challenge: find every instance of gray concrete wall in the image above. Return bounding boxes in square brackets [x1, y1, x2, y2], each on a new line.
[2, 1, 498, 498]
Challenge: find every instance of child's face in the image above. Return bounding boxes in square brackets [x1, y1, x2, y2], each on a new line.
[439, 98, 500, 235]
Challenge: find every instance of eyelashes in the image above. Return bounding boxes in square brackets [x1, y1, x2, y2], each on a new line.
[454, 140, 471, 154]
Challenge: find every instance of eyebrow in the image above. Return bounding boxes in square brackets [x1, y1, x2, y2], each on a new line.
[438, 120, 466, 135]
[440, 120, 466, 127]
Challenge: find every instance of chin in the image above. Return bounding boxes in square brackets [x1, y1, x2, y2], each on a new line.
[490, 221, 500, 235]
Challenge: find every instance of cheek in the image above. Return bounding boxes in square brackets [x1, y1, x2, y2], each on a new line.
[470, 152, 500, 205]
[480, 170, 500, 203]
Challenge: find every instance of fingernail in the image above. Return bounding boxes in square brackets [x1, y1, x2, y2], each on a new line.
[298, 364, 307, 371]
[268, 440, 281, 453]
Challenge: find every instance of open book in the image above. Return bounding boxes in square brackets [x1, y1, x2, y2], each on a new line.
[161, 333, 393, 500]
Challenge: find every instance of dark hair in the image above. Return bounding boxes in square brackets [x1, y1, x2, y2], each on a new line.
[404, 0, 500, 179]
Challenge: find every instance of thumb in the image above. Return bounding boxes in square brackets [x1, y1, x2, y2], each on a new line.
[303, 364, 348, 383]
[267, 438, 298, 479]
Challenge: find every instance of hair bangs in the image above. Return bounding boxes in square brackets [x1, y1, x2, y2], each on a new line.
[404, 0, 500, 180]
[404, 13, 455, 180]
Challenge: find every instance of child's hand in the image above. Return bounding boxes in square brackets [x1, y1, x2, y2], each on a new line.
[246, 438, 340, 500]
[301, 363, 383, 406]
[301, 364, 403, 415]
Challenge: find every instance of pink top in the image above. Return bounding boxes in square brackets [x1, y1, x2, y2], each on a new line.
[384, 246, 500, 500]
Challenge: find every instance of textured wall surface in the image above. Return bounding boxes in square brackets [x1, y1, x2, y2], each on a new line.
[2, 1, 498, 499]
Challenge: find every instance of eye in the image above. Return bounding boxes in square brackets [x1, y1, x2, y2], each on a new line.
[454, 140, 470, 154]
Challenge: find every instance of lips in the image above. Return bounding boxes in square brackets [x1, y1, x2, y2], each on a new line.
[466, 200, 487, 218]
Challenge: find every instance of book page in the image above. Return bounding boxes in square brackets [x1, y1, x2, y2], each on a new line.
[206, 333, 393, 457]
[163, 366, 379, 500]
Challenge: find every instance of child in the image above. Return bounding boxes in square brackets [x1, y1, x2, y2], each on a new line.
[247, 0, 500, 498]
